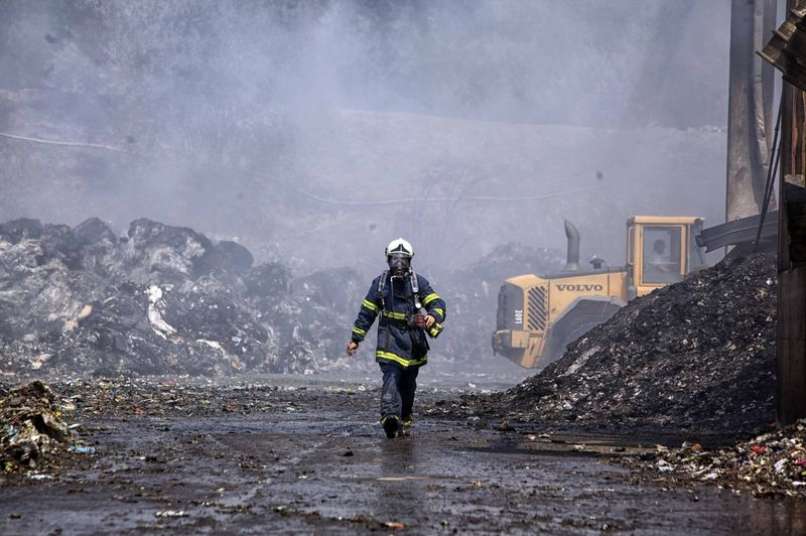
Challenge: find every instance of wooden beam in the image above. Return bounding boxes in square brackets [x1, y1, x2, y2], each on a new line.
[776, 0, 806, 424]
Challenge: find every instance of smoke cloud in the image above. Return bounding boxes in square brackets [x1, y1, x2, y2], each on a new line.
[0, 0, 730, 279]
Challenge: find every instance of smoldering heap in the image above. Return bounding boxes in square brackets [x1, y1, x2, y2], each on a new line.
[500, 251, 777, 433]
[0, 217, 363, 377]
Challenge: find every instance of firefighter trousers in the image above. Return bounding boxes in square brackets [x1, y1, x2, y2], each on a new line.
[379, 361, 419, 421]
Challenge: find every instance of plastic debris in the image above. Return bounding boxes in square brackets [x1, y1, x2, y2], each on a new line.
[27, 473, 54, 480]
[1, 381, 78, 473]
[630, 419, 806, 498]
[68, 446, 96, 455]
[656, 460, 674, 473]
[155, 510, 189, 518]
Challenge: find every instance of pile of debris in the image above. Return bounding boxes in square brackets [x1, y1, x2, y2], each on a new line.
[0, 217, 363, 377]
[498, 251, 777, 433]
[631, 419, 806, 499]
[1, 381, 80, 473]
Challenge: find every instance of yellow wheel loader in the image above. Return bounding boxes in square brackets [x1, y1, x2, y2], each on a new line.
[492, 216, 706, 368]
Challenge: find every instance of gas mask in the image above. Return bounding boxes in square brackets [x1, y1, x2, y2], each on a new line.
[387, 253, 411, 276]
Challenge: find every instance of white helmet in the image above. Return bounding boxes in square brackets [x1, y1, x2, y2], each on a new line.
[385, 237, 414, 257]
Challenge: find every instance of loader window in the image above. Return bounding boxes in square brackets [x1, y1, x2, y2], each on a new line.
[642, 226, 683, 284]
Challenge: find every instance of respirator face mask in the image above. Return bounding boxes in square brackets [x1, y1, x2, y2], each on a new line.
[387, 253, 411, 276]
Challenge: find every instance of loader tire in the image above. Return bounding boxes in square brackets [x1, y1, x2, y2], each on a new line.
[542, 300, 621, 368]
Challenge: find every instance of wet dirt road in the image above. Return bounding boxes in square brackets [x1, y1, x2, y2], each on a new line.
[1, 373, 804, 535]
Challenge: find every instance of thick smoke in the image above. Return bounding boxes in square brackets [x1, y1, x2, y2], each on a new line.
[0, 0, 730, 280]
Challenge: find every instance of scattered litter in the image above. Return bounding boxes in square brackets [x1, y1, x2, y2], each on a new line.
[155, 510, 188, 518]
[656, 460, 674, 473]
[1, 381, 78, 474]
[68, 446, 96, 455]
[751, 445, 768, 455]
[629, 419, 806, 498]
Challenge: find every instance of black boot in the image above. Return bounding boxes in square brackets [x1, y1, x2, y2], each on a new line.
[381, 415, 400, 439]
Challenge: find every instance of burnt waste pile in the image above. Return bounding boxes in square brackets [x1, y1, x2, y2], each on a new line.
[465, 251, 776, 434]
[0, 217, 363, 377]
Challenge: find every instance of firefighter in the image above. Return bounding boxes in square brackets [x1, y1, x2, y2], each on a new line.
[346, 238, 446, 438]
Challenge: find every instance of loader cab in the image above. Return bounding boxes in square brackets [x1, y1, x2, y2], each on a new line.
[626, 216, 705, 298]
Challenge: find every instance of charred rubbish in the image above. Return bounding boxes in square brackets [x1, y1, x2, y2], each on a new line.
[0, 217, 363, 377]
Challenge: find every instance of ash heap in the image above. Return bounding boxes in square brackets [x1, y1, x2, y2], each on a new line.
[0, 217, 363, 377]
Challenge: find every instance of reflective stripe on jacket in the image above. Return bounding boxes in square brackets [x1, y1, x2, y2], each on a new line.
[350, 272, 446, 368]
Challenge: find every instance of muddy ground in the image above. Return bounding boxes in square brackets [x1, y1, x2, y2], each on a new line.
[1, 372, 805, 535]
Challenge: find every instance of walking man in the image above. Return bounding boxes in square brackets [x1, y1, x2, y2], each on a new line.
[346, 238, 446, 438]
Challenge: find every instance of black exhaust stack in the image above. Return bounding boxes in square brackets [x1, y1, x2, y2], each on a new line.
[564, 220, 580, 272]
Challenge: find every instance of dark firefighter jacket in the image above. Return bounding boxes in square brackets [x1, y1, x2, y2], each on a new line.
[350, 272, 446, 368]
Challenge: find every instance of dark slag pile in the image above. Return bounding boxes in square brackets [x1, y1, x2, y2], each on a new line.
[0, 217, 363, 377]
[500, 251, 777, 433]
